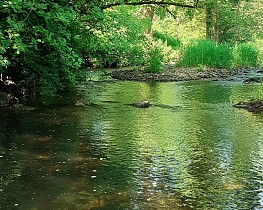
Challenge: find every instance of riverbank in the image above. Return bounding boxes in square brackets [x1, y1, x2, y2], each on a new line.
[110, 64, 262, 83]
[110, 65, 263, 113]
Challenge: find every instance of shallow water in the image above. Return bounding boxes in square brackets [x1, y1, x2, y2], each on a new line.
[0, 80, 263, 210]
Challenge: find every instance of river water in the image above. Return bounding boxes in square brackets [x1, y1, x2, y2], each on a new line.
[0, 79, 262, 210]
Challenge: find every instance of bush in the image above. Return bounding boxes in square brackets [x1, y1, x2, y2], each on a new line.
[233, 43, 258, 67]
[179, 40, 233, 69]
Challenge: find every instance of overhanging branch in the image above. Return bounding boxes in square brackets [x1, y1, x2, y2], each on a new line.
[101, 1, 196, 10]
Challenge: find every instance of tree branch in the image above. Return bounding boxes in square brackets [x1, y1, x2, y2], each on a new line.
[161, 5, 177, 19]
[101, 1, 195, 10]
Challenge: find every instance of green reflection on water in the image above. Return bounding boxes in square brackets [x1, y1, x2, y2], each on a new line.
[0, 80, 262, 210]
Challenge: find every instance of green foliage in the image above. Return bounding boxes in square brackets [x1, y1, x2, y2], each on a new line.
[79, 5, 148, 68]
[179, 40, 232, 68]
[153, 31, 181, 50]
[145, 47, 163, 73]
[233, 43, 258, 67]
[220, 1, 262, 43]
[0, 0, 85, 95]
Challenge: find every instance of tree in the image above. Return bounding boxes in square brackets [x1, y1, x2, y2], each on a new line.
[203, 0, 263, 43]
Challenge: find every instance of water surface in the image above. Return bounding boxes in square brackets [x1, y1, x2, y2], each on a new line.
[0, 80, 262, 210]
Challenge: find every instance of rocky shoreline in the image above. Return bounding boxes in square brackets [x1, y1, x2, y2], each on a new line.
[110, 65, 262, 83]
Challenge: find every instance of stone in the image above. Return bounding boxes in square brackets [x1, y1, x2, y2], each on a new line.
[243, 77, 261, 84]
[0, 92, 9, 106]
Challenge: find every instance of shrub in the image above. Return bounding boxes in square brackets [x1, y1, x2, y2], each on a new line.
[145, 47, 163, 73]
[233, 43, 258, 67]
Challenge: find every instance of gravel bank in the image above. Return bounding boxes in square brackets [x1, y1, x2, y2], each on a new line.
[110, 65, 262, 82]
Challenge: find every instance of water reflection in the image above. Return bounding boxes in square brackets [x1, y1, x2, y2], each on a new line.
[0, 80, 262, 209]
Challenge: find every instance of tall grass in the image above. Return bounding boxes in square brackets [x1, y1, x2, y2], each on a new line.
[179, 40, 233, 69]
[233, 43, 258, 67]
[153, 31, 181, 50]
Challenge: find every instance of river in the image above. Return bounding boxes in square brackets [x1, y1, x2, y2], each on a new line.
[0, 79, 262, 210]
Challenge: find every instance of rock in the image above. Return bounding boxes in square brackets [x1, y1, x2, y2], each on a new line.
[0, 92, 9, 106]
[8, 94, 18, 105]
[75, 100, 87, 107]
[233, 100, 263, 113]
[243, 77, 261, 84]
[132, 100, 150, 108]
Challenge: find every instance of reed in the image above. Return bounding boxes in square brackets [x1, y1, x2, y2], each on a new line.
[145, 47, 163, 73]
[179, 40, 232, 69]
[233, 43, 258, 67]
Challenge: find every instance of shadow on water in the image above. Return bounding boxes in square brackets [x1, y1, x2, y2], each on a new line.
[0, 80, 263, 209]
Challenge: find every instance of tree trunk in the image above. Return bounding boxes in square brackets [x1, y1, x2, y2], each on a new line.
[143, 5, 155, 35]
[214, 0, 219, 45]
[205, 4, 214, 40]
